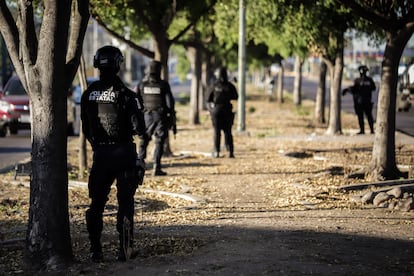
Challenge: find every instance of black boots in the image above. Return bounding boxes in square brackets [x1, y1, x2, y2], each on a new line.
[89, 237, 103, 262]
[152, 164, 167, 176]
[86, 210, 104, 262]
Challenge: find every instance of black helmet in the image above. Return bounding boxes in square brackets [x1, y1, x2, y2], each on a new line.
[215, 67, 228, 82]
[93, 45, 124, 72]
[149, 60, 161, 76]
[358, 65, 369, 75]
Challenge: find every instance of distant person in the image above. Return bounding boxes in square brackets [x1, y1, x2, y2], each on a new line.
[207, 67, 238, 158]
[137, 60, 176, 176]
[342, 65, 376, 134]
[81, 45, 146, 262]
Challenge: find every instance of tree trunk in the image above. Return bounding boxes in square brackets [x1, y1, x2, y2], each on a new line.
[77, 54, 88, 178]
[370, 30, 412, 180]
[315, 61, 327, 124]
[153, 37, 170, 81]
[276, 64, 284, 103]
[1, 0, 89, 269]
[27, 71, 72, 268]
[195, 48, 203, 114]
[201, 53, 213, 111]
[326, 43, 344, 135]
[153, 37, 174, 156]
[293, 55, 302, 106]
[187, 46, 200, 125]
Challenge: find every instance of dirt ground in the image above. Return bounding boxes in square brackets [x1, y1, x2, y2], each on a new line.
[1, 90, 414, 275]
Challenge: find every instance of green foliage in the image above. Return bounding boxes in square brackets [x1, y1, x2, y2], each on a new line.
[90, 0, 149, 43]
[170, 45, 190, 81]
[88, 0, 387, 78]
[90, 0, 217, 56]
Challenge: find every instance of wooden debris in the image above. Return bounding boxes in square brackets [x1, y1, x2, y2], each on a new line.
[142, 188, 206, 203]
[338, 179, 414, 191]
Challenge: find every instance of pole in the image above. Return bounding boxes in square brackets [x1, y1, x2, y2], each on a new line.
[237, 0, 246, 131]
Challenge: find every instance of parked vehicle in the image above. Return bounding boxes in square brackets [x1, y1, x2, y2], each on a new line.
[0, 76, 30, 136]
[0, 101, 20, 137]
[397, 62, 414, 112]
[399, 62, 414, 94]
[0, 75, 77, 136]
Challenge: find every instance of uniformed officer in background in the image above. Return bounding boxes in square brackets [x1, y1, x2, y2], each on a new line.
[137, 60, 176, 176]
[81, 45, 146, 262]
[342, 65, 376, 134]
[207, 67, 238, 158]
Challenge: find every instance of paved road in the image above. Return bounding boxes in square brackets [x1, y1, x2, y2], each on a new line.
[0, 130, 31, 173]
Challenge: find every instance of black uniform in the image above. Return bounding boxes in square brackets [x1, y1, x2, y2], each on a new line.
[343, 65, 376, 134]
[137, 61, 176, 176]
[207, 67, 238, 158]
[81, 46, 146, 262]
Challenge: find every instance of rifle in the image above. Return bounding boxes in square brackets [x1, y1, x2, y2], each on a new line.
[167, 111, 177, 138]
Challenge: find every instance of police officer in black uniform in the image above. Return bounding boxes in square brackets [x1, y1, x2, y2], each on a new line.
[137, 60, 176, 176]
[342, 65, 376, 134]
[81, 45, 146, 262]
[207, 67, 238, 158]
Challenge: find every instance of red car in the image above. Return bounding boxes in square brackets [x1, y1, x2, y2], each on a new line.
[0, 75, 77, 137]
[0, 76, 30, 136]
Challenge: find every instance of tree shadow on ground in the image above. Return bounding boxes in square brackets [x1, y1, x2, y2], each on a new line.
[70, 224, 414, 275]
[2, 211, 414, 275]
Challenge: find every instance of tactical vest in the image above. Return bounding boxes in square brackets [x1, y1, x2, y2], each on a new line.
[354, 77, 374, 101]
[141, 82, 164, 111]
[85, 83, 131, 145]
[213, 82, 228, 104]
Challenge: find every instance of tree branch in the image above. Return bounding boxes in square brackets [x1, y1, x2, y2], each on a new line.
[18, 0, 38, 68]
[128, 1, 158, 34]
[65, 0, 90, 86]
[0, 0, 25, 84]
[91, 15, 155, 59]
[170, 1, 217, 44]
[336, 0, 395, 31]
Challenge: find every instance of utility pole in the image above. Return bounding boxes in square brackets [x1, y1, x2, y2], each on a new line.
[237, 0, 246, 132]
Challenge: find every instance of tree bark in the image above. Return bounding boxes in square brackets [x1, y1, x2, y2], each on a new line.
[187, 47, 200, 125]
[28, 71, 73, 268]
[315, 61, 327, 124]
[201, 52, 213, 111]
[326, 38, 344, 135]
[0, 0, 89, 270]
[276, 64, 284, 103]
[152, 37, 174, 156]
[77, 54, 88, 178]
[370, 30, 413, 180]
[293, 55, 302, 106]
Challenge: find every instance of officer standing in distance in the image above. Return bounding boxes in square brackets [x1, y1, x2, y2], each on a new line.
[342, 65, 376, 134]
[81, 45, 146, 262]
[207, 67, 238, 158]
[137, 60, 176, 176]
